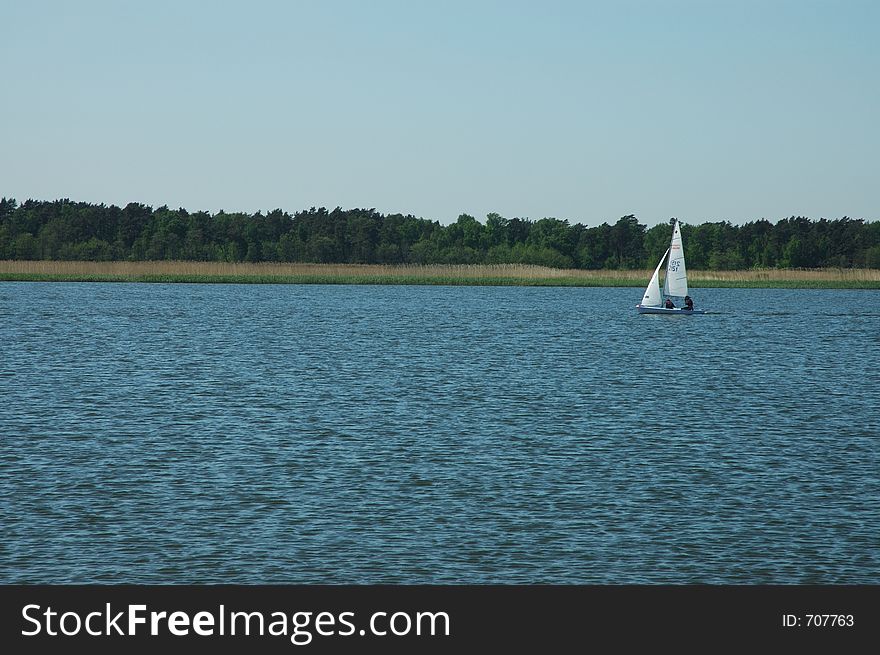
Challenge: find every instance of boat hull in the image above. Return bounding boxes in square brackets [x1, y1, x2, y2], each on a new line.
[636, 305, 706, 315]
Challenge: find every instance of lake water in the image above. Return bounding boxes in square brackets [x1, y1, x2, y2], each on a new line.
[1, 282, 878, 583]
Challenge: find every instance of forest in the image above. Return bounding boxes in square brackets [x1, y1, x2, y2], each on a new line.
[1, 197, 879, 270]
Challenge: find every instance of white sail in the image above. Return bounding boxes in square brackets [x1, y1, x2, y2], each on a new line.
[663, 220, 688, 298]
[640, 248, 668, 306]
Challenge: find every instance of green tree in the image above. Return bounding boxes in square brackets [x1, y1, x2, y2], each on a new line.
[13, 233, 40, 259]
[610, 215, 645, 268]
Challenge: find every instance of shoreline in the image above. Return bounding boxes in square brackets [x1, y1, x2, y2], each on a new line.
[2, 261, 879, 288]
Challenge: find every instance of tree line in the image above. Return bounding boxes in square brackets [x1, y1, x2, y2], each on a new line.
[1, 197, 879, 269]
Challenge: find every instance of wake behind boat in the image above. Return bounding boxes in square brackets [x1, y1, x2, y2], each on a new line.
[636, 219, 707, 315]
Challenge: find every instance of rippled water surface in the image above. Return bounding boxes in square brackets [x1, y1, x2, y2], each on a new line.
[1, 282, 878, 583]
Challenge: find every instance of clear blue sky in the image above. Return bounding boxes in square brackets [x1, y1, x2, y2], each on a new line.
[2, 0, 877, 226]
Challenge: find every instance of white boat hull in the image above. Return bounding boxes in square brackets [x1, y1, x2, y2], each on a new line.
[636, 304, 706, 315]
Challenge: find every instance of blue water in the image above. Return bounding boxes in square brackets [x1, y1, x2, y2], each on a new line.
[1, 282, 878, 583]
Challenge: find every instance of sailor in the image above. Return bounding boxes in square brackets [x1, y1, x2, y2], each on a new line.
[664, 298, 675, 309]
[684, 295, 694, 311]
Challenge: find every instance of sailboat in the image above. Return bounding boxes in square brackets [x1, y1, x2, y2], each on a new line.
[636, 219, 706, 314]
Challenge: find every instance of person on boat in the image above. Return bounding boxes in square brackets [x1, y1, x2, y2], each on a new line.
[664, 298, 675, 309]
[684, 295, 694, 311]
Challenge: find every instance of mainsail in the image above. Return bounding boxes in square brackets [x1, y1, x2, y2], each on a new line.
[640, 248, 668, 307]
[662, 220, 688, 298]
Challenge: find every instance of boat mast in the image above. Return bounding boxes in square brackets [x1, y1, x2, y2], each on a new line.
[662, 219, 675, 301]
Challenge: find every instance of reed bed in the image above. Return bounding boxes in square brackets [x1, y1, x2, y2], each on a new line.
[0, 260, 626, 279]
[1, 260, 879, 288]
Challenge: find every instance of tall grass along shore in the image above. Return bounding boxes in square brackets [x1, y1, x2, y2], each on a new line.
[1, 260, 879, 288]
